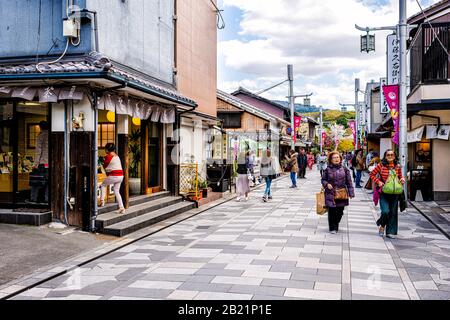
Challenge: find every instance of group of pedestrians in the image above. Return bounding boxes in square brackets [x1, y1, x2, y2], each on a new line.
[320, 148, 405, 239]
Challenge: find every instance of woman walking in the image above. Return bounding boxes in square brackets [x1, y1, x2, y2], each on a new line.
[99, 143, 125, 214]
[307, 151, 315, 170]
[369, 149, 405, 239]
[261, 149, 277, 202]
[317, 152, 328, 177]
[355, 149, 365, 188]
[285, 149, 299, 188]
[236, 151, 251, 202]
[321, 151, 355, 234]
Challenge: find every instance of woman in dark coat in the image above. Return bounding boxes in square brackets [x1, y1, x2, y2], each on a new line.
[321, 151, 355, 234]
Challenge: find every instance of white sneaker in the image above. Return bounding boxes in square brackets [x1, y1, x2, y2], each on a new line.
[330, 230, 337, 234]
[245, 196, 249, 201]
[236, 197, 241, 202]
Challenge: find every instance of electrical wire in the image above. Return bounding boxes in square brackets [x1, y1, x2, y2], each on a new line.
[36, 38, 70, 73]
[414, 0, 450, 62]
[255, 79, 288, 95]
[210, 0, 225, 29]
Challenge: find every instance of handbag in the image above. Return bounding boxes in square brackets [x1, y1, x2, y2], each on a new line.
[332, 168, 349, 200]
[316, 188, 327, 215]
[247, 169, 253, 181]
[382, 169, 404, 195]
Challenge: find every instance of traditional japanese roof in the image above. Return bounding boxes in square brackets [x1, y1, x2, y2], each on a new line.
[0, 52, 197, 108]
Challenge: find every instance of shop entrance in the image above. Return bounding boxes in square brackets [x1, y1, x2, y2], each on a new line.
[0, 101, 50, 207]
[146, 122, 163, 193]
[410, 138, 433, 201]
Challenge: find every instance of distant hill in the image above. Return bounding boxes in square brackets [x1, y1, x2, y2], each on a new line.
[272, 100, 323, 113]
[304, 110, 356, 128]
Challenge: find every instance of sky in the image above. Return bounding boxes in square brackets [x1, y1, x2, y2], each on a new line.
[217, 0, 441, 110]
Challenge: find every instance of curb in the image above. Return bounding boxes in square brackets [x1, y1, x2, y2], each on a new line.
[408, 201, 450, 240]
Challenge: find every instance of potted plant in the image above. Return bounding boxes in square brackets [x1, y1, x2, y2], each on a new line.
[199, 178, 208, 198]
[128, 129, 142, 195]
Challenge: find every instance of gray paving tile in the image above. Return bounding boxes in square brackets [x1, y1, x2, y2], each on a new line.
[261, 279, 314, 290]
[228, 284, 285, 296]
[195, 268, 244, 277]
[178, 282, 233, 293]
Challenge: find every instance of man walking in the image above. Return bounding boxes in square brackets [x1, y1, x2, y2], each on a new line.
[297, 148, 307, 179]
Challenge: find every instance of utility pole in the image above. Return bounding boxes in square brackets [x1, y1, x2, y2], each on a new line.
[355, 78, 360, 149]
[319, 105, 323, 153]
[355, 0, 410, 199]
[399, 0, 408, 192]
[288, 64, 295, 150]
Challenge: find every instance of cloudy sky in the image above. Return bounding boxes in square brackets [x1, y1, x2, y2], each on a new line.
[217, 0, 440, 109]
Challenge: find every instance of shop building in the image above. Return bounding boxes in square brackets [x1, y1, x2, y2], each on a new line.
[0, 0, 212, 234]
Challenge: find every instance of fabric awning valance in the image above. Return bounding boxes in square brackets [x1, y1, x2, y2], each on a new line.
[0, 85, 84, 102]
[98, 93, 176, 123]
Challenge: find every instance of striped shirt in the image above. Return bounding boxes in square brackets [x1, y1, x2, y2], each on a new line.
[370, 162, 403, 185]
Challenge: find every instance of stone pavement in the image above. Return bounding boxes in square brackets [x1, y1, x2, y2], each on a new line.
[11, 169, 450, 300]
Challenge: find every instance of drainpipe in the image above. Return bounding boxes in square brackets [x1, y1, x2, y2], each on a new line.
[80, 9, 99, 52]
[63, 101, 70, 225]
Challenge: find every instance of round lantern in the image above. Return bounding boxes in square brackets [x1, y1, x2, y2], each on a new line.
[132, 117, 141, 126]
[106, 111, 115, 123]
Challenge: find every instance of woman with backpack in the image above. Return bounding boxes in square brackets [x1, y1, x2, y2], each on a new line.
[260, 149, 277, 202]
[369, 149, 406, 239]
[321, 151, 355, 234]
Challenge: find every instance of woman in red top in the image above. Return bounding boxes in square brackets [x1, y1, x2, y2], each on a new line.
[99, 143, 125, 214]
[369, 149, 405, 238]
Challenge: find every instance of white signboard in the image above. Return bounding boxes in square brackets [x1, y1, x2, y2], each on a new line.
[380, 77, 390, 114]
[437, 125, 450, 140]
[387, 34, 400, 85]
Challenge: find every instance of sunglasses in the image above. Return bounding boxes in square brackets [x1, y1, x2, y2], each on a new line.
[386, 154, 395, 156]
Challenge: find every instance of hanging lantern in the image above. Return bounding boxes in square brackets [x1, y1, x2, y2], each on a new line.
[106, 111, 115, 123]
[132, 117, 141, 126]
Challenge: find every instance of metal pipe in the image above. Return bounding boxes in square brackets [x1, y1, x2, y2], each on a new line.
[91, 91, 99, 232]
[287, 65, 295, 150]
[63, 101, 69, 225]
[355, 78, 360, 148]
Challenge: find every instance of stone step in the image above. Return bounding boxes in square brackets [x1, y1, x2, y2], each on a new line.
[98, 191, 171, 215]
[0, 210, 52, 226]
[102, 201, 196, 237]
[95, 196, 183, 230]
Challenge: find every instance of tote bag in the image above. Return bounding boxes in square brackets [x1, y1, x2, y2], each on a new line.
[316, 189, 327, 215]
[382, 169, 404, 195]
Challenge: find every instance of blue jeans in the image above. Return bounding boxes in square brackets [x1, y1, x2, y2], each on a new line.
[264, 177, 272, 196]
[378, 193, 399, 235]
[290, 172, 297, 187]
[355, 170, 362, 187]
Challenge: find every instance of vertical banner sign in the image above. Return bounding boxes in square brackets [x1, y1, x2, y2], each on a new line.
[380, 77, 390, 114]
[349, 120, 356, 146]
[294, 116, 302, 143]
[387, 34, 400, 85]
[382, 84, 400, 145]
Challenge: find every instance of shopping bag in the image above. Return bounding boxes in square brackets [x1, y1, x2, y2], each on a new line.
[382, 169, 404, 195]
[316, 189, 327, 215]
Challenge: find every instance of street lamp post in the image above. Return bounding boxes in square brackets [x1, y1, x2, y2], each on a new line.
[355, 78, 360, 149]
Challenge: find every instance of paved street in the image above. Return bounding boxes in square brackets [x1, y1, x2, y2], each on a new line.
[12, 169, 450, 300]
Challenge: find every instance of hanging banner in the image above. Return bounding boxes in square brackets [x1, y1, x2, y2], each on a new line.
[387, 34, 400, 85]
[407, 126, 424, 143]
[437, 125, 450, 140]
[349, 120, 356, 146]
[382, 84, 399, 145]
[426, 125, 438, 139]
[293, 116, 302, 143]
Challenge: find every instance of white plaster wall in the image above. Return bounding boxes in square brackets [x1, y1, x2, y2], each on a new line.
[433, 139, 450, 192]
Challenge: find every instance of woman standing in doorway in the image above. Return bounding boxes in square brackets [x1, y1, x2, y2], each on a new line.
[321, 151, 355, 234]
[99, 143, 125, 214]
[370, 149, 405, 239]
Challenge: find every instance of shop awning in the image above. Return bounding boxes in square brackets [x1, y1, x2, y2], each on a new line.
[0, 52, 197, 109]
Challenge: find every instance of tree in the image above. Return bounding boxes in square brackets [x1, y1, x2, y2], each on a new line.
[338, 139, 354, 153]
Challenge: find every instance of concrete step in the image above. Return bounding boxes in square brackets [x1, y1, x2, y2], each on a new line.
[102, 201, 196, 237]
[0, 210, 52, 226]
[95, 196, 183, 230]
[98, 191, 171, 215]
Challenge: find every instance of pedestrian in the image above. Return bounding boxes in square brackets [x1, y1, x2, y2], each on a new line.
[366, 148, 374, 169]
[285, 149, 299, 188]
[260, 149, 277, 202]
[369, 149, 405, 239]
[248, 150, 256, 186]
[317, 152, 328, 177]
[99, 143, 125, 214]
[321, 151, 355, 234]
[365, 152, 381, 192]
[297, 148, 307, 179]
[307, 151, 315, 170]
[236, 151, 251, 201]
[28, 121, 49, 204]
[354, 149, 365, 188]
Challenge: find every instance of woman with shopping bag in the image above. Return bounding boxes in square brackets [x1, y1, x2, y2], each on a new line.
[369, 149, 406, 239]
[321, 151, 355, 234]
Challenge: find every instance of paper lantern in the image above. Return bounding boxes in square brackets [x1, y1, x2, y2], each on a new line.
[106, 111, 115, 123]
[132, 117, 141, 126]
